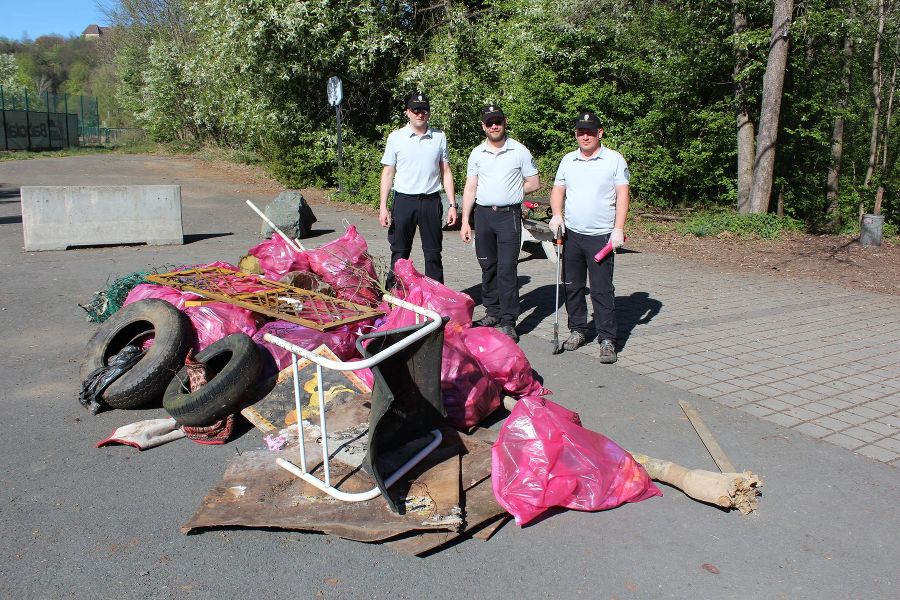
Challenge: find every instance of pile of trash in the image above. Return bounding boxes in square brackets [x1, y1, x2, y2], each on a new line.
[80, 220, 758, 547]
[79, 224, 550, 435]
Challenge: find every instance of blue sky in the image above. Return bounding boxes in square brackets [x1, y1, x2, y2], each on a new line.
[1, 1, 108, 40]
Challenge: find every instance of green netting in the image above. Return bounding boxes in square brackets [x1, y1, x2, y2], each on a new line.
[79, 271, 154, 323]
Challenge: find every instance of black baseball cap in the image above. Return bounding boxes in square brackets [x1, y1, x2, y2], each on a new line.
[405, 92, 430, 111]
[481, 104, 505, 122]
[574, 111, 601, 130]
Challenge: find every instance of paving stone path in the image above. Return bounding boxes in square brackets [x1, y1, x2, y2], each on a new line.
[359, 217, 899, 466]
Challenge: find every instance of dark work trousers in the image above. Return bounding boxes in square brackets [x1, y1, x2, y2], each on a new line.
[474, 204, 522, 326]
[388, 191, 444, 284]
[562, 229, 616, 341]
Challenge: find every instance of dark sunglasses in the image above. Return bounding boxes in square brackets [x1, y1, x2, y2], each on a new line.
[484, 119, 504, 127]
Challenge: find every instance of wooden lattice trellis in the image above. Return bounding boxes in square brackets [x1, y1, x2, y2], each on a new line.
[146, 267, 383, 331]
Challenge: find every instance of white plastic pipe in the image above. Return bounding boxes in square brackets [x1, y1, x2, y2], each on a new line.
[245, 199, 306, 251]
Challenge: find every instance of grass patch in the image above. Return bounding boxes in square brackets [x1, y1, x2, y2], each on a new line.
[676, 211, 804, 239]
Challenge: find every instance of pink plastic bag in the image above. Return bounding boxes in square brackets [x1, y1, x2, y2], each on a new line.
[184, 302, 260, 351]
[441, 332, 501, 429]
[460, 326, 551, 398]
[391, 259, 474, 329]
[252, 321, 361, 371]
[124, 284, 201, 310]
[248, 236, 311, 280]
[306, 225, 379, 307]
[492, 396, 661, 526]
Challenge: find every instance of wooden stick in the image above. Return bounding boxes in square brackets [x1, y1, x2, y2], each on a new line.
[678, 400, 737, 473]
[245, 200, 306, 251]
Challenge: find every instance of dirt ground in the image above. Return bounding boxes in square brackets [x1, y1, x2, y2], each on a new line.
[196, 158, 900, 296]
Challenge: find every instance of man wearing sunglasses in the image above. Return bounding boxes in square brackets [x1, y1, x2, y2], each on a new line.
[460, 105, 540, 342]
[549, 111, 630, 362]
[379, 92, 457, 288]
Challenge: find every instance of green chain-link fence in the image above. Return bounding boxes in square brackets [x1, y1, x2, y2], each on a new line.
[0, 86, 100, 150]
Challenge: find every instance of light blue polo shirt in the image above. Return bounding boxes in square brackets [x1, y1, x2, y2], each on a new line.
[553, 145, 630, 235]
[380, 125, 449, 195]
[466, 137, 538, 206]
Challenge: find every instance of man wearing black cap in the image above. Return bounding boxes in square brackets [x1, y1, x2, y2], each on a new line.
[549, 111, 630, 362]
[379, 92, 457, 287]
[460, 105, 540, 342]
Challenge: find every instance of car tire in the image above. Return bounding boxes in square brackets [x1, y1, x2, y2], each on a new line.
[162, 333, 262, 426]
[80, 299, 191, 409]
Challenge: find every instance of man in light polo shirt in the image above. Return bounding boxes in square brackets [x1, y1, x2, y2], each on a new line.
[460, 104, 539, 342]
[379, 92, 457, 287]
[549, 111, 630, 362]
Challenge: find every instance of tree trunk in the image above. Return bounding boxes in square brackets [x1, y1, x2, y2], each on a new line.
[734, 3, 754, 213]
[881, 35, 898, 169]
[864, 0, 886, 188]
[748, 0, 794, 214]
[826, 22, 854, 230]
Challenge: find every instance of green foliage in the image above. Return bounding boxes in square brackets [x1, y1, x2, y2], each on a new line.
[676, 211, 804, 239]
[264, 129, 336, 188]
[330, 138, 383, 207]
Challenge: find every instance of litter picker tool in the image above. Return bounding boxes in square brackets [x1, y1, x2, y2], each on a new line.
[552, 233, 563, 355]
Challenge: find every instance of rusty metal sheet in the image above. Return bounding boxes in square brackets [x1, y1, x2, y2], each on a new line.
[181, 441, 462, 542]
[385, 435, 507, 556]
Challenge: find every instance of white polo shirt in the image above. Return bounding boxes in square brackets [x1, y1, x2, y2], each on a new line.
[553, 145, 630, 235]
[466, 137, 538, 206]
[380, 125, 449, 195]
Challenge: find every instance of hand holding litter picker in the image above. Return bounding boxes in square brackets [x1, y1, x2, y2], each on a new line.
[548, 215, 565, 239]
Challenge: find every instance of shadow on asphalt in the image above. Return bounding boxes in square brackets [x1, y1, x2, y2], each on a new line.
[299, 227, 336, 240]
[183, 232, 233, 244]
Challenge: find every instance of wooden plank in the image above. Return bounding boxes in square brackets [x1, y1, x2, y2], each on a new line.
[678, 400, 737, 473]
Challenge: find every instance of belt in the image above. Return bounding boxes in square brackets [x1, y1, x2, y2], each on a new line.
[395, 191, 440, 200]
[477, 203, 521, 212]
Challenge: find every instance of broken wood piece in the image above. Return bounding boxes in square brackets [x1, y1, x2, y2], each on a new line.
[678, 400, 737, 473]
[631, 453, 762, 514]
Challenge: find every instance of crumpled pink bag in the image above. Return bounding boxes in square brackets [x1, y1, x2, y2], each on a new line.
[306, 225, 379, 307]
[492, 396, 662, 526]
[441, 332, 501, 429]
[460, 326, 550, 398]
[124, 284, 200, 310]
[184, 302, 259, 351]
[248, 235, 311, 280]
[390, 259, 474, 329]
[252, 321, 361, 371]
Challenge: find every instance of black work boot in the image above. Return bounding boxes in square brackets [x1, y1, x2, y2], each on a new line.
[474, 315, 500, 327]
[496, 323, 519, 343]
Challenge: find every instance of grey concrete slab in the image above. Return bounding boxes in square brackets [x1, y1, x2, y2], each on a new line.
[21, 185, 183, 250]
[0, 155, 897, 599]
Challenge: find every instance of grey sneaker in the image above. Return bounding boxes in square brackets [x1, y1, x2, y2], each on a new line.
[562, 331, 586, 351]
[598, 338, 618, 363]
[496, 323, 519, 343]
[474, 315, 500, 327]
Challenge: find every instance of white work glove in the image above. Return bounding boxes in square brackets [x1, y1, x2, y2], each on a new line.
[548, 215, 565, 239]
[610, 228, 625, 249]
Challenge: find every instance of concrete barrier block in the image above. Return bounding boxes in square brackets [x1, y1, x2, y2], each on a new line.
[21, 185, 184, 251]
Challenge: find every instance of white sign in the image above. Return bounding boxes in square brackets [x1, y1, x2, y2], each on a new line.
[327, 76, 343, 107]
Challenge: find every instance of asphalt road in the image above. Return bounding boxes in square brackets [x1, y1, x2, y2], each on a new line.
[0, 155, 896, 599]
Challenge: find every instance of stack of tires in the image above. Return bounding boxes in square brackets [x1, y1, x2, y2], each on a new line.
[80, 299, 262, 426]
